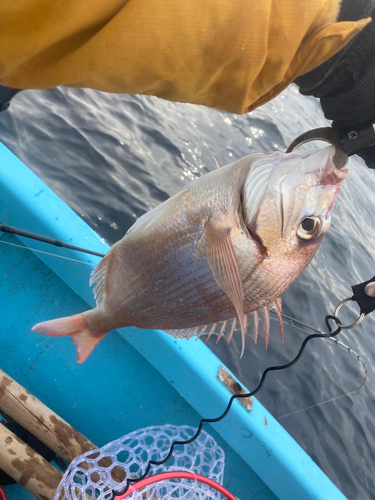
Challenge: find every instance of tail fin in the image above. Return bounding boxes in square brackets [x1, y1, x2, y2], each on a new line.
[32, 313, 105, 363]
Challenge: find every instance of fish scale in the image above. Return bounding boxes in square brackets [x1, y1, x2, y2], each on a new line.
[32, 146, 348, 363]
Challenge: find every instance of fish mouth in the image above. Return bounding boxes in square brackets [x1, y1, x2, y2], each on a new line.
[293, 145, 348, 185]
[324, 166, 349, 185]
[323, 146, 349, 186]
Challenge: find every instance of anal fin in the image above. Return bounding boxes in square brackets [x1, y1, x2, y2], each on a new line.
[164, 300, 284, 356]
[259, 307, 271, 350]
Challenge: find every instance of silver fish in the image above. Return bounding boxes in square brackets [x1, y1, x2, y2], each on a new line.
[33, 146, 348, 362]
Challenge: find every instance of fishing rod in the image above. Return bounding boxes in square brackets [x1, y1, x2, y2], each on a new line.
[0, 223, 106, 258]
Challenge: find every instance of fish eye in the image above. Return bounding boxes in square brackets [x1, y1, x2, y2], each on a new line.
[297, 216, 322, 241]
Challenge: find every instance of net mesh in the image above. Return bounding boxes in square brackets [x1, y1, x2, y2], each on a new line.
[55, 424, 227, 500]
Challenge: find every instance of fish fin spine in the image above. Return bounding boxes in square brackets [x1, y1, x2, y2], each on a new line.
[164, 323, 218, 341]
[164, 327, 198, 339]
[216, 321, 227, 344]
[165, 300, 282, 354]
[203, 323, 217, 343]
[260, 306, 270, 350]
[272, 297, 284, 342]
[239, 313, 248, 357]
[249, 310, 259, 345]
[32, 313, 105, 363]
[225, 317, 237, 345]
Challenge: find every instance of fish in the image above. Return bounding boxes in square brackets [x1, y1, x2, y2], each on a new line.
[32, 145, 348, 363]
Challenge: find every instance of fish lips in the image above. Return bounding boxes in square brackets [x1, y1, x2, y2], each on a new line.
[323, 164, 349, 186]
[305, 145, 349, 186]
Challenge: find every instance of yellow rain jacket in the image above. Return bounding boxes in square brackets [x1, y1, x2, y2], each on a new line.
[0, 0, 370, 114]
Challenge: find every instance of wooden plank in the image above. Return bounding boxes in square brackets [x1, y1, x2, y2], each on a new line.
[0, 423, 62, 500]
[0, 369, 96, 463]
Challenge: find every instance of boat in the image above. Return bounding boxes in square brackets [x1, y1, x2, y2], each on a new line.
[0, 140, 347, 500]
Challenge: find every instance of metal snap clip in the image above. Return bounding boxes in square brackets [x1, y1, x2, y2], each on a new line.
[334, 297, 365, 329]
[286, 127, 341, 153]
[286, 127, 347, 168]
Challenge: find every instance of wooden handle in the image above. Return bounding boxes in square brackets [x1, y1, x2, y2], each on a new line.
[0, 369, 97, 463]
[0, 368, 125, 492]
[0, 422, 62, 500]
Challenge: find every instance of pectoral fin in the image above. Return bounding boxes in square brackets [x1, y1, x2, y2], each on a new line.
[197, 219, 246, 357]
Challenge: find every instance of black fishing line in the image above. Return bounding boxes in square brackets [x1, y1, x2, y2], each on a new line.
[112, 314, 342, 498]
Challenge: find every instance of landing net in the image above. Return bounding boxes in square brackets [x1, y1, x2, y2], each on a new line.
[55, 424, 228, 500]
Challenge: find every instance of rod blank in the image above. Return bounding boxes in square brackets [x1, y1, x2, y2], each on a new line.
[0, 224, 105, 258]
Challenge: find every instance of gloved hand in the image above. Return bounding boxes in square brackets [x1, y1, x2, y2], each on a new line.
[295, 0, 375, 168]
[358, 146, 375, 167]
[0, 85, 22, 112]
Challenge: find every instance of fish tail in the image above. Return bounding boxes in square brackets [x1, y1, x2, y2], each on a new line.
[32, 313, 105, 363]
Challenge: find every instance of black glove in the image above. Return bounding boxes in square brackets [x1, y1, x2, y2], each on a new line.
[295, 0, 375, 168]
[358, 144, 375, 166]
[0, 84, 22, 112]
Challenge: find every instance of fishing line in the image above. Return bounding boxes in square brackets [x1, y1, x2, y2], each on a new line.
[269, 310, 368, 389]
[112, 315, 342, 498]
[267, 310, 368, 419]
[275, 390, 360, 420]
[199, 310, 367, 394]
[0, 238, 97, 266]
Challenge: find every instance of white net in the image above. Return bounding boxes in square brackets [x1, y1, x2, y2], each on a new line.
[55, 424, 228, 500]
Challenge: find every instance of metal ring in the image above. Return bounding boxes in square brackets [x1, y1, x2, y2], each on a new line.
[334, 297, 365, 329]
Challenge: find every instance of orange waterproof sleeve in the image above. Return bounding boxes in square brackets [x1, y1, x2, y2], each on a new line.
[0, 0, 370, 114]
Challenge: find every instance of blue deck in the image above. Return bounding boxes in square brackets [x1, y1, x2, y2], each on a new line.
[0, 142, 347, 500]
